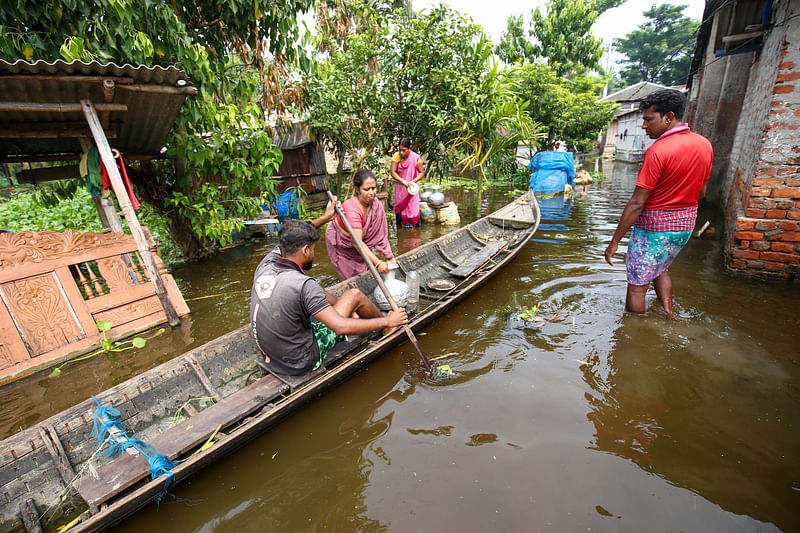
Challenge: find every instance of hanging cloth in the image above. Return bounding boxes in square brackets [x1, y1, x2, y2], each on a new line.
[99, 149, 141, 209]
[84, 147, 104, 197]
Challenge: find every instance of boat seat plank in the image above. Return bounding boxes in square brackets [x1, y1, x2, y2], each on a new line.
[448, 241, 507, 278]
[74, 376, 288, 507]
[258, 334, 372, 391]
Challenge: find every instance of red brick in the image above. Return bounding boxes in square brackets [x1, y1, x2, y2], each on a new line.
[778, 232, 800, 242]
[774, 85, 795, 94]
[795, 108, 800, 117]
[734, 231, 764, 240]
[759, 251, 800, 263]
[729, 259, 746, 268]
[751, 187, 772, 197]
[745, 208, 767, 218]
[779, 61, 797, 70]
[741, 240, 751, 249]
[755, 220, 777, 230]
[777, 72, 800, 82]
[753, 177, 783, 186]
[771, 241, 795, 252]
[777, 167, 799, 176]
[736, 219, 756, 230]
[766, 209, 787, 218]
[733, 249, 760, 260]
[778, 221, 799, 231]
[745, 260, 766, 269]
[788, 209, 800, 220]
[776, 199, 796, 209]
[764, 261, 787, 272]
[749, 197, 777, 209]
[772, 188, 800, 198]
[756, 166, 777, 176]
[752, 241, 770, 251]
[787, 177, 800, 186]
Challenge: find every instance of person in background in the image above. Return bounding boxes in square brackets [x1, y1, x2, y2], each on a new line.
[390, 137, 425, 228]
[604, 89, 713, 314]
[251, 210, 408, 376]
[326, 169, 397, 281]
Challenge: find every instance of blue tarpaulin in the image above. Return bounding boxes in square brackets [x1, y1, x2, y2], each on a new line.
[272, 189, 299, 220]
[528, 152, 575, 193]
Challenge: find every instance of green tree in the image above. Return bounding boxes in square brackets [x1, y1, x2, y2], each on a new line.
[531, 0, 604, 75]
[0, 0, 312, 259]
[495, 15, 536, 65]
[305, 5, 539, 192]
[509, 63, 615, 151]
[496, 0, 605, 75]
[615, 3, 700, 86]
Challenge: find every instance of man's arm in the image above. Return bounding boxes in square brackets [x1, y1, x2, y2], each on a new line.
[604, 186, 652, 266]
[313, 305, 407, 335]
[311, 199, 337, 229]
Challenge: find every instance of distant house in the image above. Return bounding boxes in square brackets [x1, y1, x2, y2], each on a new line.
[686, 0, 800, 280]
[598, 81, 670, 162]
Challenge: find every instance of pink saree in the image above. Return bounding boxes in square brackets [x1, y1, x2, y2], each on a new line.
[325, 197, 394, 280]
[394, 150, 420, 226]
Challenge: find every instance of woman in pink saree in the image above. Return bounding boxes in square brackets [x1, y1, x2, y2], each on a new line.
[325, 169, 396, 281]
[390, 137, 425, 227]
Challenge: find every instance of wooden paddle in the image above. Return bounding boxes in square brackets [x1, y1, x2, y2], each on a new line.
[325, 190, 433, 374]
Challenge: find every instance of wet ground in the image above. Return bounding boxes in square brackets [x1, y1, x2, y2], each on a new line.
[3, 161, 799, 531]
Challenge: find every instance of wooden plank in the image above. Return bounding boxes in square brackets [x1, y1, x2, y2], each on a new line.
[18, 499, 42, 533]
[81, 100, 179, 327]
[187, 356, 221, 401]
[37, 424, 77, 489]
[448, 241, 508, 278]
[74, 376, 288, 507]
[0, 102, 127, 113]
[54, 267, 97, 336]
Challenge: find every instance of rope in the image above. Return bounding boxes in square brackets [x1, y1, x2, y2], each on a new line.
[90, 396, 176, 504]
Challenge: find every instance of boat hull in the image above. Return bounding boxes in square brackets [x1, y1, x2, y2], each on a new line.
[0, 191, 540, 532]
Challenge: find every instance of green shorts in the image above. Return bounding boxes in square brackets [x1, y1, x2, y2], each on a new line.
[311, 320, 346, 370]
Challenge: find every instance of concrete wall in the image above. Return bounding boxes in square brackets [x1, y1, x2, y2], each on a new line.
[615, 112, 654, 162]
[724, 0, 800, 279]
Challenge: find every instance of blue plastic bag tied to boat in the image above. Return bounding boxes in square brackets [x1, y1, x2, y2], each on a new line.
[528, 152, 576, 193]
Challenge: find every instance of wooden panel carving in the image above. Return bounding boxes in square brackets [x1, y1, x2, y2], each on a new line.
[96, 256, 135, 291]
[0, 343, 12, 371]
[0, 230, 131, 268]
[0, 273, 85, 357]
[92, 295, 163, 329]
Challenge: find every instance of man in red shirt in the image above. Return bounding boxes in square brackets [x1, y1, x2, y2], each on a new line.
[604, 89, 713, 314]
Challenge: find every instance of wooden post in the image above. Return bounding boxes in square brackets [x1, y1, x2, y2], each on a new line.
[81, 99, 180, 327]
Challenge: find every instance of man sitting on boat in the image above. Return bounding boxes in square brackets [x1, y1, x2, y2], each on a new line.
[251, 209, 408, 376]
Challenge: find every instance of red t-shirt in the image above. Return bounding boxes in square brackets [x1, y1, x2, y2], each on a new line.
[636, 125, 713, 210]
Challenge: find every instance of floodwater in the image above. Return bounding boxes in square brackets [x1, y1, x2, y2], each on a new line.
[3, 161, 800, 532]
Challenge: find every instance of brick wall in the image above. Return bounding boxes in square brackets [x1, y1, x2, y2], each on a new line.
[724, 0, 800, 279]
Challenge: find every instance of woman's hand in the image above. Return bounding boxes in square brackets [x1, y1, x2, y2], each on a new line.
[376, 260, 390, 274]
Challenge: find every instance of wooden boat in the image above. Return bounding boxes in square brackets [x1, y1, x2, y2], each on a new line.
[0, 191, 540, 532]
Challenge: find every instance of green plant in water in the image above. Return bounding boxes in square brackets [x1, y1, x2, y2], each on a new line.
[49, 322, 165, 377]
[517, 304, 540, 322]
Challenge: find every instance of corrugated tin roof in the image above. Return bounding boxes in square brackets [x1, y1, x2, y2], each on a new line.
[599, 81, 670, 103]
[0, 59, 196, 160]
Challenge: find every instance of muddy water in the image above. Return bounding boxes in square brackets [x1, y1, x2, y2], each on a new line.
[5, 163, 800, 531]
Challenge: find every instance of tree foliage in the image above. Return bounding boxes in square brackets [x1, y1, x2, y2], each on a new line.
[495, 0, 604, 75]
[0, 0, 312, 259]
[509, 64, 615, 151]
[305, 5, 542, 189]
[531, 0, 604, 75]
[615, 3, 700, 86]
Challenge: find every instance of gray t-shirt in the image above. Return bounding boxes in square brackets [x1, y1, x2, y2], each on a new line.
[250, 248, 330, 374]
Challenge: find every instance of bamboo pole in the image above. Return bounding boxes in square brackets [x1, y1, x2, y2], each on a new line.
[81, 99, 179, 326]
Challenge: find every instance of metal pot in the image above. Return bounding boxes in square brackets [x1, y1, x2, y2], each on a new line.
[419, 185, 432, 203]
[373, 264, 409, 310]
[428, 185, 445, 207]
